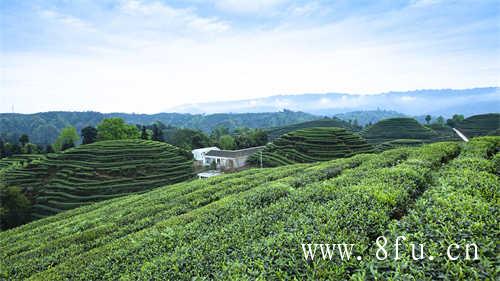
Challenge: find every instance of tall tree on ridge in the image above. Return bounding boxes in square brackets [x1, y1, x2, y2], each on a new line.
[81, 126, 98, 145]
[141, 126, 149, 140]
[152, 124, 164, 142]
[19, 134, 29, 147]
[425, 115, 431, 125]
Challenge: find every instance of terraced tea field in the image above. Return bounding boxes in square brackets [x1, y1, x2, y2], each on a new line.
[1, 139, 193, 220]
[0, 154, 45, 171]
[1, 137, 497, 280]
[456, 113, 500, 137]
[362, 117, 438, 144]
[266, 118, 352, 140]
[249, 127, 373, 167]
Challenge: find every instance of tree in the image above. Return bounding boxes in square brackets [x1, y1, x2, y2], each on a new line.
[434, 116, 445, 126]
[10, 143, 21, 155]
[96, 118, 140, 141]
[61, 139, 75, 151]
[253, 129, 268, 146]
[140, 126, 149, 140]
[425, 115, 432, 125]
[0, 140, 5, 158]
[219, 135, 236, 150]
[53, 126, 80, 152]
[169, 129, 210, 150]
[446, 114, 465, 127]
[22, 143, 40, 154]
[152, 124, 164, 141]
[2, 142, 14, 157]
[45, 145, 55, 154]
[210, 126, 230, 142]
[233, 128, 268, 149]
[0, 185, 31, 230]
[81, 126, 98, 145]
[19, 134, 29, 146]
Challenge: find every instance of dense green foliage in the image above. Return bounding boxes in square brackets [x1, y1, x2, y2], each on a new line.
[1, 140, 193, 224]
[52, 126, 79, 152]
[0, 138, 497, 280]
[0, 110, 317, 145]
[96, 118, 140, 141]
[362, 117, 438, 143]
[456, 113, 500, 137]
[0, 186, 31, 230]
[334, 109, 406, 126]
[248, 127, 373, 167]
[81, 126, 98, 144]
[266, 118, 352, 140]
[353, 136, 500, 280]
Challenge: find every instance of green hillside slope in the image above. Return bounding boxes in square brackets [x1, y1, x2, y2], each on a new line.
[1, 137, 498, 280]
[0, 155, 45, 171]
[362, 117, 438, 143]
[456, 113, 500, 137]
[249, 127, 373, 167]
[266, 118, 352, 140]
[1, 140, 194, 220]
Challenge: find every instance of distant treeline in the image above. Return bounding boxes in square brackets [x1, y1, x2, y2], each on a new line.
[0, 110, 317, 145]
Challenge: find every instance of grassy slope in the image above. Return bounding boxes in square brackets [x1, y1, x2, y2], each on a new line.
[456, 113, 500, 137]
[362, 117, 438, 144]
[250, 127, 373, 167]
[1, 139, 194, 220]
[266, 118, 352, 140]
[1, 138, 497, 280]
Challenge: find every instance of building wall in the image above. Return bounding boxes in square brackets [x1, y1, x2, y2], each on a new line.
[205, 155, 250, 170]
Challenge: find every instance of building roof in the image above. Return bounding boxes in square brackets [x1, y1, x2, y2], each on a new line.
[191, 147, 220, 153]
[205, 146, 264, 159]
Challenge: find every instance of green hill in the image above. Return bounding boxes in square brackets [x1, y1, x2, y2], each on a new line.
[456, 113, 500, 137]
[266, 118, 353, 140]
[1, 139, 194, 220]
[362, 117, 438, 143]
[0, 137, 498, 280]
[249, 127, 373, 167]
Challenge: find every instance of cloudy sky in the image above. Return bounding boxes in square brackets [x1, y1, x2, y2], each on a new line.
[1, 0, 498, 113]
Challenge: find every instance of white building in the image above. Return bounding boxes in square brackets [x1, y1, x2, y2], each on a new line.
[205, 146, 264, 170]
[192, 147, 220, 166]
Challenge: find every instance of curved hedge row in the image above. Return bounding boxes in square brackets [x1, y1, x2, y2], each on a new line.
[354, 136, 500, 280]
[266, 118, 352, 140]
[375, 138, 425, 152]
[456, 113, 500, 137]
[362, 117, 438, 143]
[1, 139, 194, 220]
[249, 127, 373, 167]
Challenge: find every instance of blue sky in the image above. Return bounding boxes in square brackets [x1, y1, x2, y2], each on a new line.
[1, 0, 499, 113]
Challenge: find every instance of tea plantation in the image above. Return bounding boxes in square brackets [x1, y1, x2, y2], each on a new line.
[0, 154, 45, 171]
[456, 113, 500, 137]
[1, 137, 497, 280]
[362, 117, 438, 143]
[248, 127, 373, 167]
[1, 139, 194, 220]
[266, 118, 352, 140]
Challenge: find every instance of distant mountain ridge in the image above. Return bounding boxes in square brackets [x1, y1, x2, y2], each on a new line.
[0, 110, 317, 145]
[168, 87, 499, 117]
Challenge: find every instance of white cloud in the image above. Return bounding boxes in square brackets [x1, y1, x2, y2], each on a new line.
[1, 0, 497, 113]
[211, 0, 289, 14]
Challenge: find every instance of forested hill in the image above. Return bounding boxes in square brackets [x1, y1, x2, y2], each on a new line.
[0, 110, 318, 145]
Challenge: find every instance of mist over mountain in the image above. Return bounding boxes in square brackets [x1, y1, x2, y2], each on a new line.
[168, 87, 499, 117]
